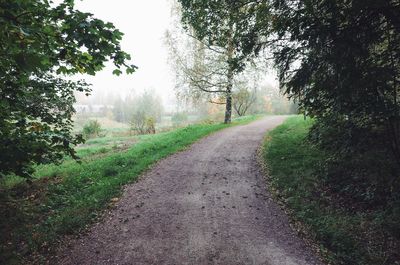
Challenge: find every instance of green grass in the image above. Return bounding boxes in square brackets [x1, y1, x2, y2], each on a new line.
[0, 115, 260, 264]
[263, 116, 398, 265]
[0, 135, 140, 190]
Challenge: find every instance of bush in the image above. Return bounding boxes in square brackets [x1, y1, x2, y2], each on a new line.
[145, 117, 156, 134]
[82, 120, 102, 139]
[309, 114, 400, 206]
[130, 111, 156, 135]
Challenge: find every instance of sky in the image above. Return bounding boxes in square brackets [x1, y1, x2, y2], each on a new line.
[74, 0, 175, 103]
[73, 0, 278, 105]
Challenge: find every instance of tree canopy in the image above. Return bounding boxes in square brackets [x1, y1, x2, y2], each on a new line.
[276, 1, 400, 210]
[178, 0, 270, 71]
[268, 0, 400, 181]
[0, 0, 136, 178]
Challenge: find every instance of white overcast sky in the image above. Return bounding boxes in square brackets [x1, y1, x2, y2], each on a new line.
[73, 0, 278, 104]
[74, 0, 175, 102]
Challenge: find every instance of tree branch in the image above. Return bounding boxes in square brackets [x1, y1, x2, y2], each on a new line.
[209, 100, 226, 105]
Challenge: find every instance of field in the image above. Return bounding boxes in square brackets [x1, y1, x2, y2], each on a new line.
[0, 115, 259, 264]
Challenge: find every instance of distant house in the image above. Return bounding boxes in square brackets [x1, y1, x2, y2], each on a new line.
[74, 104, 114, 113]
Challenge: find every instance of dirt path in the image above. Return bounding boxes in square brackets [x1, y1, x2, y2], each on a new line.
[55, 116, 323, 265]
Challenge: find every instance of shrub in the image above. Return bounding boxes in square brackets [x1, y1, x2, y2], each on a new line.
[145, 117, 156, 134]
[309, 114, 400, 206]
[82, 120, 102, 139]
[130, 111, 156, 135]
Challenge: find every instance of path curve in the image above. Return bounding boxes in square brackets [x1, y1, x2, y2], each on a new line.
[56, 116, 323, 265]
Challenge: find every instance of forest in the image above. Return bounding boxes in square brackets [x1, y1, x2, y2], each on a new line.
[0, 0, 399, 264]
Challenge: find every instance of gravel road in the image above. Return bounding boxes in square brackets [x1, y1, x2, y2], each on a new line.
[55, 116, 323, 265]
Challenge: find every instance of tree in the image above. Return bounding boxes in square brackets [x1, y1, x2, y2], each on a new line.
[165, 3, 231, 117]
[233, 87, 256, 116]
[232, 61, 266, 116]
[130, 110, 147, 135]
[177, 0, 265, 123]
[166, 28, 232, 109]
[267, 1, 400, 156]
[253, 0, 400, 204]
[0, 0, 136, 178]
[166, 28, 266, 119]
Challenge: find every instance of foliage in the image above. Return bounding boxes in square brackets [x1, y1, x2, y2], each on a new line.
[178, 0, 268, 70]
[0, 0, 136, 179]
[263, 0, 400, 205]
[145, 117, 156, 134]
[263, 116, 400, 265]
[0, 115, 259, 263]
[165, 28, 229, 105]
[165, 5, 234, 123]
[130, 111, 156, 135]
[309, 114, 400, 204]
[82, 120, 102, 139]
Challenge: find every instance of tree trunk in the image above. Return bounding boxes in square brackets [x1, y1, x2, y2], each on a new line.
[224, 86, 232, 123]
[224, 26, 234, 124]
[224, 62, 233, 123]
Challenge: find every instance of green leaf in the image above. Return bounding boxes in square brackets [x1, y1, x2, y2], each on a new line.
[112, 69, 123, 76]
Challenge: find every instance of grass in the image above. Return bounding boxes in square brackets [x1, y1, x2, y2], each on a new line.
[262, 116, 399, 265]
[0, 115, 260, 264]
[0, 135, 140, 190]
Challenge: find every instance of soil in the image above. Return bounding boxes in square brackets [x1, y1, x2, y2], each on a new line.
[54, 116, 324, 265]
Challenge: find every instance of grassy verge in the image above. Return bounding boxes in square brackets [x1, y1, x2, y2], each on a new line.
[262, 116, 399, 265]
[1, 115, 259, 264]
